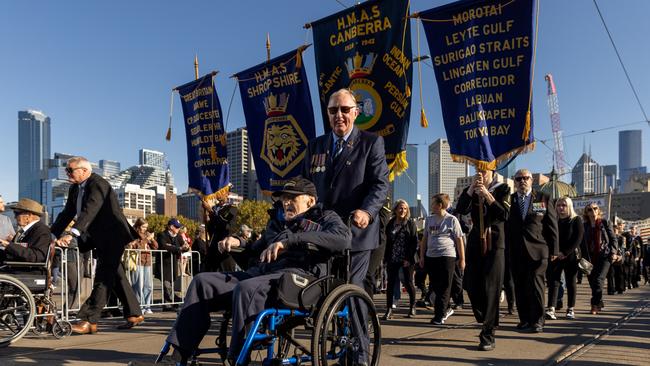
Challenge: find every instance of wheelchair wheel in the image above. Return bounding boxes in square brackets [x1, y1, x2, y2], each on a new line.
[311, 284, 381, 366]
[52, 320, 72, 339]
[0, 274, 36, 348]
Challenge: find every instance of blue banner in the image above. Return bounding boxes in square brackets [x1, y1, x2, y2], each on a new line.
[419, 0, 536, 170]
[176, 74, 230, 198]
[234, 47, 316, 193]
[310, 0, 413, 179]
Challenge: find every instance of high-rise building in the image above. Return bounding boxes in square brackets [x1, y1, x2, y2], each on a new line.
[100, 159, 121, 178]
[108, 165, 175, 191]
[619, 130, 644, 193]
[18, 110, 51, 203]
[391, 144, 418, 210]
[428, 139, 469, 208]
[572, 153, 606, 195]
[227, 127, 254, 198]
[497, 160, 517, 180]
[139, 148, 166, 169]
[603, 165, 617, 192]
[177, 192, 203, 222]
[116, 184, 156, 223]
[154, 185, 178, 217]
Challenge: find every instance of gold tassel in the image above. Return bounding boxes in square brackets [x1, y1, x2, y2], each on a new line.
[405, 85, 411, 97]
[296, 49, 303, 69]
[211, 143, 218, 161]
[522, 110, 531, 141]
[166, 127, 172, 141]
[420, 108, 428, 128]
[387, 150, 409, 182]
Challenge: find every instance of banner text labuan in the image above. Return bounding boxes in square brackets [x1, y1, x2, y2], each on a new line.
[420, 0, 536, 169]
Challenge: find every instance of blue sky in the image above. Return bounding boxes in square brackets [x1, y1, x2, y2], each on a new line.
[1, 0, 648, 202]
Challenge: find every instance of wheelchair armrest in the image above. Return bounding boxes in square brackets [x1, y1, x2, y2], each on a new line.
[3, 261, 48, 268]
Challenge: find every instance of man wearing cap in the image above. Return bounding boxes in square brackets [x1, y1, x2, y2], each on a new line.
[0, 198, 50, 264]
[165, 177, 351, 365]
[302, 88, 389, 365]
[157, 218, 188, 308]
[50, 156, 143, 334]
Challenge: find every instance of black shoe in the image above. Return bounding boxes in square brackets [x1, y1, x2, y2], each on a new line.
[516, 322, 530, 330]
[530, 323, 544, 333]
[507, 307, 514, 315]
[381, 309, 393, 320]
[407, 306, 416, 318]
[478, 341, 495, 351]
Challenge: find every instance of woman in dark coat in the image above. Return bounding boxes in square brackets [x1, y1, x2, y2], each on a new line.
[581, 202, 619, 314]
[381, 199, 418, 320]
[546, 197, 583, 320]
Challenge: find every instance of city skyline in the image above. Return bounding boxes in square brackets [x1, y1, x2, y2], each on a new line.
[1, 0, 649, 202]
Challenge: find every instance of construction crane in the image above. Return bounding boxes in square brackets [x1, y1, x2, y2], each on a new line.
[545, 74, 569, 177]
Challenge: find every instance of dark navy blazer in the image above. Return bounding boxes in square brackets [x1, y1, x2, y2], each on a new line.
[302, 127, 389, 252]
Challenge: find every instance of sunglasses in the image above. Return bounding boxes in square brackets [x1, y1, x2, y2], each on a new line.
[514, 176, 531, 182]
[327, 105, 357, 115]
[586, 207, 598, 212]
[65, 167, 84, 175]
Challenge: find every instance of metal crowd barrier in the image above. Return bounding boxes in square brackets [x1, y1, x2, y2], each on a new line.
[52, 248, 202, 319]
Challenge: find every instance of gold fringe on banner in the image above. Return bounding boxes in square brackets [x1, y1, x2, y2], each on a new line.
[203, 184, 230, 204]
[450, 141, 536, 171]
[420, 108, 429, 128]
[387, 150, 409, 182]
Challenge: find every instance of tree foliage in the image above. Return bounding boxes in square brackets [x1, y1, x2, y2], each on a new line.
[236, 199, 273, 234]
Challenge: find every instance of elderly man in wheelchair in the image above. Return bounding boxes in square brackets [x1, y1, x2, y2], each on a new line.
[0, 198, 64, 347]
[161, 177, 369, 365]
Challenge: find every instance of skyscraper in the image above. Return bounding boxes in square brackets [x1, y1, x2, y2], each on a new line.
[100, 159, 121, 178]
[572, 153, 606, 195]
[619, 130, 643, 193]
[227, 127, 253, 198]
[139, 148, 166, 169]
[391, 144, 418, 210]
[18, 110, 51, 203]
[428, 138, 469, 208]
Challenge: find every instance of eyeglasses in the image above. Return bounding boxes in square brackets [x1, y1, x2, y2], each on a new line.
[327, 105, 357, 115]
[586, 207, 598, 212]
[65, 167, 84, 175]
[514, 176, 531, 182]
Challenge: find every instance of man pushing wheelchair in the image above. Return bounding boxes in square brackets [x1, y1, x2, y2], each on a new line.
[164, 177, 351, 365]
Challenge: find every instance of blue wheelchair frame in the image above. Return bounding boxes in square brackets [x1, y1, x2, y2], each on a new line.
[157, 249, 381, 366]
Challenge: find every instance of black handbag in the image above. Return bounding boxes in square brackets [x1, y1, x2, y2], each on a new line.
[275, 272, 322, 310]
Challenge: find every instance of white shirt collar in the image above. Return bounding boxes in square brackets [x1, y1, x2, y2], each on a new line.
[19, 219, 39, 234]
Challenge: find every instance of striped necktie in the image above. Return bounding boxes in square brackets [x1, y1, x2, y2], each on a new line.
[519, 194, 527, 219]
[12, 228, 25, 243]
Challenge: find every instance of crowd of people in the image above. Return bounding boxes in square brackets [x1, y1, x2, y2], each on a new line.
[1, 88, 649, 365]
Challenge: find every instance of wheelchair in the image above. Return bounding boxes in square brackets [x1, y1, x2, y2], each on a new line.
[156, 248, 381, 366]
[0, 241, 73, 347]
